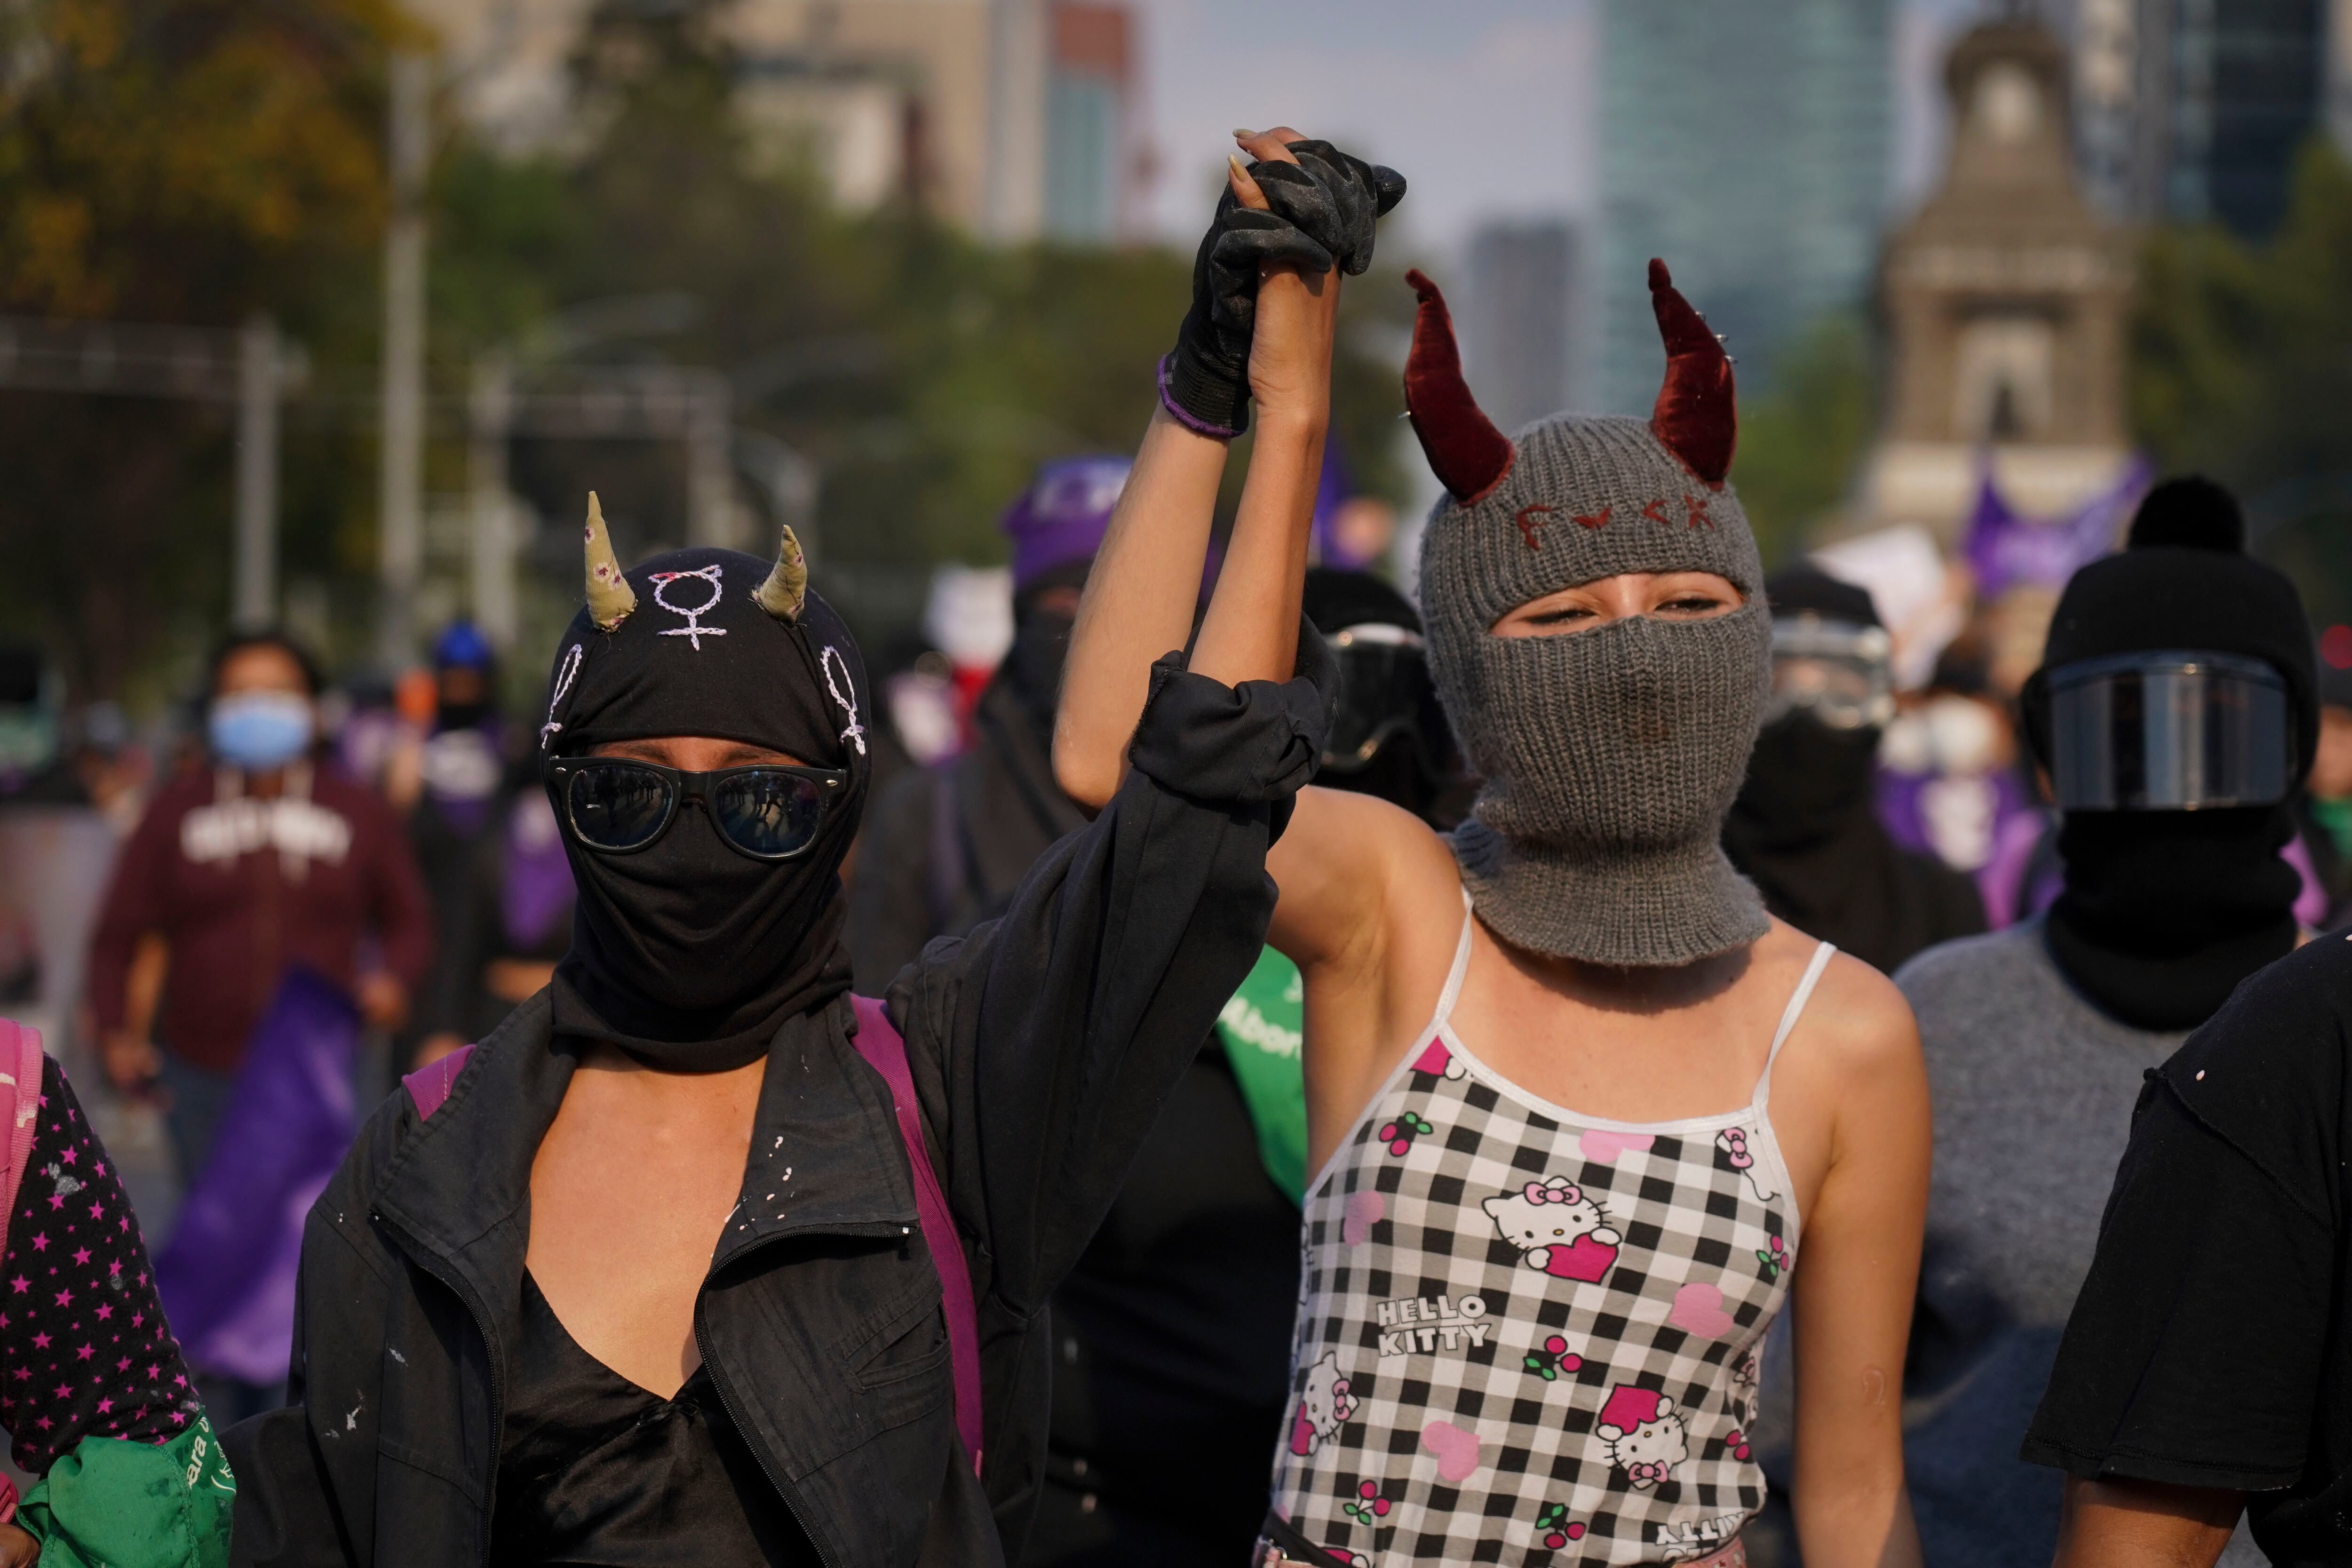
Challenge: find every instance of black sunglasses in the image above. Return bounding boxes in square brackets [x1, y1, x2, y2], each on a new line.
[545, 757, 849, 861]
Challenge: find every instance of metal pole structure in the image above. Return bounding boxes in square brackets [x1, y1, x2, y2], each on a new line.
[377, 48, 432, 669]
[231, 316, 280, 631]
[685, 371, 736, 549]
[467, 352, 517, 649]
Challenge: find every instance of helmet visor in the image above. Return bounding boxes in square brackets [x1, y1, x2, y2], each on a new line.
[2049, 650, 2294, 810]
[1763, 618, 1895, 732]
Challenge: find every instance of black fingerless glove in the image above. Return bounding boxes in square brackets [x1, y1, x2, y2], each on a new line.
[1253, 139, 1407, 277]
[1160, 197, 1332, 438]
[1158, 142, 1407, 438]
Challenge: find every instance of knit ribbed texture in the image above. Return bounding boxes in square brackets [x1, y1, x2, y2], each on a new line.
[1421, 414, 1771, 966]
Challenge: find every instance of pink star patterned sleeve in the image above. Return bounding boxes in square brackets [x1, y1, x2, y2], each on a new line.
[0, 1058, 200, 1472]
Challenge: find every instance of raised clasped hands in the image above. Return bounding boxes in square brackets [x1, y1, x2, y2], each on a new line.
[1159, 127, 1403, 438]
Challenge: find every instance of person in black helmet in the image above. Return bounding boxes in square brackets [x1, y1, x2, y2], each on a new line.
[1723, 565, 1986, 973]
[1894, 475, 2313, 1568]
[1025, 568, 1457, 1568]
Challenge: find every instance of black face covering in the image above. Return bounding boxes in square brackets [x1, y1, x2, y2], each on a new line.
[999, 609, 1075, 743]
[999, 562, 1089, 743]
[2045, 805, 2300, 1031]
[1726, 712, 1877, 849]
[536, 546, 872, 1070]
[2026, 477, 2316, 1032]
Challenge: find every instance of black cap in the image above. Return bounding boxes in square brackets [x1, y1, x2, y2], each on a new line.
[2026, 475, 2316, 780]
[1765, 565, 1880, 629]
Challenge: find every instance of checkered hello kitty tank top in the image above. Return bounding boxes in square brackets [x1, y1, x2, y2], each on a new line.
[1264, 897, 1829, 1567]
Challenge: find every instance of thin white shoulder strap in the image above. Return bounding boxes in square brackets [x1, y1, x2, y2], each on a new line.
[1431, 888, 1477, 1028]
[1753, 940, 1836, 1110]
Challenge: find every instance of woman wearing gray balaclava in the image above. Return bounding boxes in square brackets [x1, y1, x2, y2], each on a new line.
[1059, 138, 1930, 1568]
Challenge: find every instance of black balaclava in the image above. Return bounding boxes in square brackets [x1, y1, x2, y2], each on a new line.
[1729, 568, 1884, 849]
[1724, 567, 1981, 973]
[1302, 567, 1452, 824]
[2025, 476, 2316, 1031]
[999, 558, 1092, 746]
[537, 515, 871, 1070]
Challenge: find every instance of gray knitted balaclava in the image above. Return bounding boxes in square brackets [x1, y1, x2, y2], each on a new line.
[1406, 262, 1769, 967]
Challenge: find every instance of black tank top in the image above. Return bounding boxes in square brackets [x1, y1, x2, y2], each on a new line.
[492, 1272, 814, 1565]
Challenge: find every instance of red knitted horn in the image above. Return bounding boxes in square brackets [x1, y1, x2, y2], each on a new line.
[1403, 269, 1514, 504]
[1648, 259, 1735, 486]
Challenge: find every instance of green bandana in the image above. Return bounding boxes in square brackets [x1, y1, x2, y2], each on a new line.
[21, 1417, 235, 1568]
[1214, 945, 1309, 1203]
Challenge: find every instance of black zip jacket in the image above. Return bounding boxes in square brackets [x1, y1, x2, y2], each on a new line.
[222, 654, 1330, 1568]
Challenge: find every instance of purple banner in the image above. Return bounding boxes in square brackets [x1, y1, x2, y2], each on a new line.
[154, 967, 358, 1385]
[1962, 456, 2152, 600]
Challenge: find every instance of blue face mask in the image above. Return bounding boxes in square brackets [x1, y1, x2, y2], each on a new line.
[209, 691, 314, 771]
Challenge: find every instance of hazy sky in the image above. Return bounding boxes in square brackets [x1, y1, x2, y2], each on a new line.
[1130, 0, 1998, 261]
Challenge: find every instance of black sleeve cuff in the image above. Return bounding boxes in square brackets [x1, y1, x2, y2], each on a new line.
[1125, 625, 1336, 807]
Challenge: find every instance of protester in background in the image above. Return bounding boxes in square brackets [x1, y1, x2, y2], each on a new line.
[1026, 567, 1456, 1568]
[2294, 629, 2352, 927]
[1062, 207, 1927, 1565]
[225, 119, 1365, 1564]
[413, 759, 576, 1063]
[85, 630, 431, 1421]
[1724, 566, 1986, 973]
[846, 455, 1127, 992]
[405, 622, 509, 900]
[2021, 932, 2352, 1567]
[1893, 476, 2310, 1568]
[0, 1020, 230, 1568]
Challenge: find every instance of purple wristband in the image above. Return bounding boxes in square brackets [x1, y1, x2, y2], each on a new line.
[1158, 354, 1245, 440]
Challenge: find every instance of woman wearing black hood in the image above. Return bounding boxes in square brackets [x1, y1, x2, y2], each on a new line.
[1892, 476, 2313, 1568]
[219, 137, 1382, 1568]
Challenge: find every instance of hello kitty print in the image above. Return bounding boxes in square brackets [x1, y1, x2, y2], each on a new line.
[1264, 904, 1828, 1565]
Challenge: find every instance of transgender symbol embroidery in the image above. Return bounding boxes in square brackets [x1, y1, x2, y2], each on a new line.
[650, 565, 728, 650]
[822, 645, 866, 756]
[539, 644, 584, 752]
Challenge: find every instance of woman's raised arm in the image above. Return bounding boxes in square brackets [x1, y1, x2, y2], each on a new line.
[1056, 129, 1366, 809]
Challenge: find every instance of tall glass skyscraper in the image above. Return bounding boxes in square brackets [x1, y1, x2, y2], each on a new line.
[1597, 0, 1894, 414]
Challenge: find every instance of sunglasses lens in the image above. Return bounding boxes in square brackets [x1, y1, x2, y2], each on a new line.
[712, 770, 828, 859]
[566, 764, 674, 852]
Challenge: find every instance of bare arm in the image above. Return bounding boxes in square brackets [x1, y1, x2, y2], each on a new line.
[1056, 131, 1330, 807]
[1788, 967, 1932, 1568]
[2051, 1477, 2241, 1568]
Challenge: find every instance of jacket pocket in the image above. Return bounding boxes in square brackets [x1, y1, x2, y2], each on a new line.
[843, 1275, 951, 1393]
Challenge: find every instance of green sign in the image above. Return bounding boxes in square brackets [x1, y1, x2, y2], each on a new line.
[1215, 945, 1309, 1203]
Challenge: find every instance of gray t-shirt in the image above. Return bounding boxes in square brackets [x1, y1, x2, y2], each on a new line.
[1897, 921, 2189, 1568]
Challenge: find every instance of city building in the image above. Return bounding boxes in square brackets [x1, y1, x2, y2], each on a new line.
[1861, 17, 2137, 540]
[1595, 0, 1894, 414]
[2066, 0, 2324, 238]
[1463, 220, 1581, 430]
[406, 0, 1142, 242]
[1042, 3, 1137, 242]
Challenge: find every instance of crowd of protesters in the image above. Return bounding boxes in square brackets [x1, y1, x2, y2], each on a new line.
[0, 122, 2349, 1568]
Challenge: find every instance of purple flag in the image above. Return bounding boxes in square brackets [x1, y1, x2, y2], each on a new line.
[154, 967, 358, 1385]
[1962, 455, 2152, 600]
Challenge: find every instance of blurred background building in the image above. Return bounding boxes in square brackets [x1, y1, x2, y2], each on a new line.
[1462, 220, 1583, 433]
[1596, 0, 1896, 411]
[2065, 0, 2327, 237]
[413, 0, 1146, 242]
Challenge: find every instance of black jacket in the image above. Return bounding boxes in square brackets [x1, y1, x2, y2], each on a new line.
[223, 657, 1328, 1568]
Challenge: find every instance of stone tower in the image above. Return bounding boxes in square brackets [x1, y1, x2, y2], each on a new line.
[1860, 19, 2136, 541]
